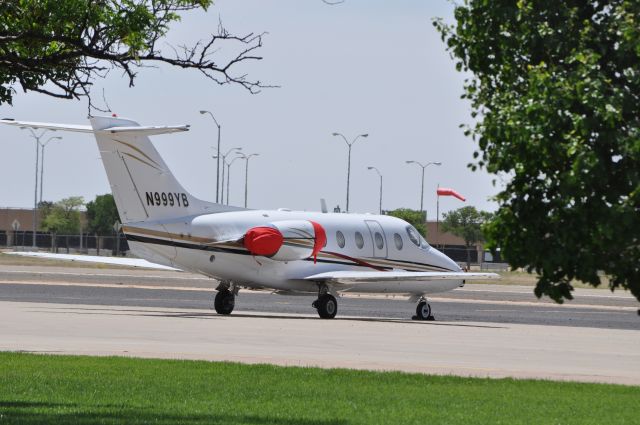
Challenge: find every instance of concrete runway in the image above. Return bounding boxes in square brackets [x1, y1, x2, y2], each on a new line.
[1, 264, 639, 385]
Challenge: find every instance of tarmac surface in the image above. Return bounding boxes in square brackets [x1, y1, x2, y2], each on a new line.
[1, 263, 639, 385]
[0, 265, 637, 330]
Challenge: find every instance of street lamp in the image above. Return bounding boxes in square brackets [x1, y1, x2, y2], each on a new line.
[240, 153, 259, 208]
[332, 132, 368, 212]
[199, 110, 222, 203]
[406, 160, 442, 218]
[39, 136, 62, 204]
[226, 155, 244, 205]
[22, 127, 56, 248]
[367, 166, 382, 215]
[212, 147, 242, 205]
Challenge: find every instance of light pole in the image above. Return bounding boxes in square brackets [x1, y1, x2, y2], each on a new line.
[199, 110, 222, 203]
[406, 160, 442, 218]
[332, 132, 368, 212]
[213, 147, 242, 205]
[240, 153, 259, 208]
[226, 155, 243, 205]
[22, 127, 56, 248]
[39, 136, 62, 204]
[367, 166, 382, 215]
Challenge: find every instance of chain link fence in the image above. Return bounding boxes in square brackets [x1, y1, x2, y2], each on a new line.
[2, 231, 129, 256]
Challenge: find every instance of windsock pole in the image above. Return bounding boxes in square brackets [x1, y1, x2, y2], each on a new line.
[436, 184, 440, 248]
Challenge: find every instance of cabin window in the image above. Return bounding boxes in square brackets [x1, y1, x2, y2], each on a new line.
[406, 225, 421, 247]
[394, 233, 403, 250]
[336, 231, 346, 248]
[355, 231, 364, 249]
[374, 232, 384, 250]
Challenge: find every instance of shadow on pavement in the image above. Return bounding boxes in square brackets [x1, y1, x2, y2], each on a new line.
[27, 305, 505, 329]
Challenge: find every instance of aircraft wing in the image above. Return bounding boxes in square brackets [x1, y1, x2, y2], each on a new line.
[4, 252, 180, 271]
[304, 270, 500, 284]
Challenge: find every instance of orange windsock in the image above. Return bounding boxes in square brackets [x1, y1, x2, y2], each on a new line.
[437, 188, 466, 202]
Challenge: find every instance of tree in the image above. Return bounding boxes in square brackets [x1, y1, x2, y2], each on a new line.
[387, 208, 426, 237]
[435, 1, 640, 302]
[0, 1, 266, 108]
[441, 206, 492, 268]
[86, 194, 119, 236]
[37, 200, 54, 229]
[41, 196, 84, 239]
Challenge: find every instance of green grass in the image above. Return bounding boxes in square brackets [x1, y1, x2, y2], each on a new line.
[0, 252, 143, 270]
[0, 353, 638, 424]
[469, 270, 613, 289]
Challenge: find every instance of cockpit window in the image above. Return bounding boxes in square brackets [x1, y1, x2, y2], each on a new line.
[406, 226, 421, 247]
[406, 225, 429, 249]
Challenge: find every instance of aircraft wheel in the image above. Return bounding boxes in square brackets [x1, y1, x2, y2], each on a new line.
[316, 294, 338, 319]
[415, 301, 432, 320]
[214, 289, 235, 315]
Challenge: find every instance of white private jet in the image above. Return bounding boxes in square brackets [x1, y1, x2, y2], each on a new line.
[0, 116, 498, 320]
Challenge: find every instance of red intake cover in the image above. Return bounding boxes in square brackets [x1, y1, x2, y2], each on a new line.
[244, 226, 283, 256]
[310, 221, 326, 263]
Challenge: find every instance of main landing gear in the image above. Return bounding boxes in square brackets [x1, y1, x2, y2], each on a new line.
[214, 282, 237, 315]
[413, 297, 435, 321]
[312, 285, 337, 319]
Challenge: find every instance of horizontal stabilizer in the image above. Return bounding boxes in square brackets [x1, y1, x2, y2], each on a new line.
[0, 119, 190, 136]
[102, 125, 190, 136]
[304, 270, 500, 284]
[0, 119, 93, 133]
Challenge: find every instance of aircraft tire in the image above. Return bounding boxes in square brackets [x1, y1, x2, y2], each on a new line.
[316, 294, 338, 319]
[214, 289, 235, 315]
[416, 301, 431, 320]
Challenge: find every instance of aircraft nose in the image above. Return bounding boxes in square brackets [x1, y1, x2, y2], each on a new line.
[429, 247, 461, 272]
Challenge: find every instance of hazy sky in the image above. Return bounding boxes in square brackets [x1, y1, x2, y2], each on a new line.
[0, 0, 498, 220]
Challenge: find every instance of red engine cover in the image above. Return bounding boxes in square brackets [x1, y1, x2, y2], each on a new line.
[310, 221, 326, 263]
[244, 226, 283, 256]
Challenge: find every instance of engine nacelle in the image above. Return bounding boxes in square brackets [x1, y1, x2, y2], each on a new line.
[243, 220, 326, 262]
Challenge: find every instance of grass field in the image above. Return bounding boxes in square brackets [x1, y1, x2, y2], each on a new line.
[0, 251, 142, 270]
[0, 353, 638, 424]
[467, 270, 614, 289]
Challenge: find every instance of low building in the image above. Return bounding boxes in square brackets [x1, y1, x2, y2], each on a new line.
[425, 221, 485, 264]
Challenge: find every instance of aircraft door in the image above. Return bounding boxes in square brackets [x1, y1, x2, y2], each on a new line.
[365, 220, 387, 258]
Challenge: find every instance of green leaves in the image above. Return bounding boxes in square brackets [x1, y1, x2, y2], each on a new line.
[0, 0, 265, 106]
[40, 196, 84, 235]
[437, 1, 640, 302]
[86, 194, 120, 236]
[441, 206, 493, 267]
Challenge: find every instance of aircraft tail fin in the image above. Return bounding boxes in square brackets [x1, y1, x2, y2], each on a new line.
[90, 116, 243, 223]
